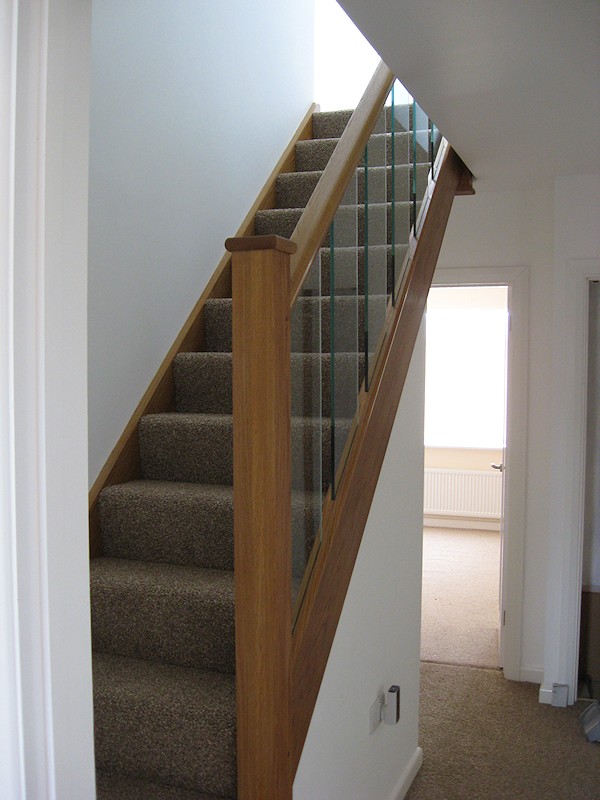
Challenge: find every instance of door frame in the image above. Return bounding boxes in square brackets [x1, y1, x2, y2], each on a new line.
[0, 1, 95, 795]
[430, 265, 529, 681]
[539, 259, 600, 704]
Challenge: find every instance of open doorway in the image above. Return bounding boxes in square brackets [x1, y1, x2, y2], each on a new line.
[421, 286, 509, 669]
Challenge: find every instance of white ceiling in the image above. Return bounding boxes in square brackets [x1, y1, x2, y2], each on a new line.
[339, 0, 600, 190]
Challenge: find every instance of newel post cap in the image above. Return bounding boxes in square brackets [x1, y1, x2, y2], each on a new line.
[225, 234, 297, 255]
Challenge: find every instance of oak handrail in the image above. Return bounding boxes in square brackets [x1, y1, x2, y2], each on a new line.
[288, 60, 395, 305]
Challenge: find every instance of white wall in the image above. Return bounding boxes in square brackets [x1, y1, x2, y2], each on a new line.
[295, 327, 425, 800]
[436, 182, 554, 681]
[88, 0, 315, 483]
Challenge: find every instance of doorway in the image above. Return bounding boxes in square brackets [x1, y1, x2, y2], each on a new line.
[419, 266, 528, 681]
[421, 285, 508, 669]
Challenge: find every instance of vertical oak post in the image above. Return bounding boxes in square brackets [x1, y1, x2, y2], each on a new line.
[226, 234, 296, 800]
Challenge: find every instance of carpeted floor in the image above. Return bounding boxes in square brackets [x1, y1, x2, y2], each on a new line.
[406, 662, 600, 799]
[421, 526, 500, 668]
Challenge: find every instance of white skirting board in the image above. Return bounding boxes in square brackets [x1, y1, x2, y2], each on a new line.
[389, 747, 423, 800]
[424, 468, 502, 524]
[423, 514, 500, 531]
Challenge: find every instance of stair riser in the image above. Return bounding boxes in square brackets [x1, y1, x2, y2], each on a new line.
[93, 656, 236, 797]
[205, 294, 389, 355]
[255, 201, 414, 246]
[100, 481, 321, 576]
[275, 163, 429, 210]
[311, 105, 415, 140]
[96, 770, 229, 799]
[139, 415, 346, 491]
[319, 244, 408, 297]
[99, 483, 234, 571]
[91, 562, 235, 674]
[295, 131, 429, 172]
[175, 352, 364, 418]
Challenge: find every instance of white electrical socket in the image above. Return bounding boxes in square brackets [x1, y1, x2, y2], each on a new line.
[384, 685, 400, 725]
[369, 685, 401, 733]
[369, 694, 384, 734]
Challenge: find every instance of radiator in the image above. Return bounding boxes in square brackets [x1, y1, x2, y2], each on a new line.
[423, 468, 502, 519]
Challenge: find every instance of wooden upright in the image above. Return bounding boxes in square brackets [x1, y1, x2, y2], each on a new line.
[227, 234, 296, 800]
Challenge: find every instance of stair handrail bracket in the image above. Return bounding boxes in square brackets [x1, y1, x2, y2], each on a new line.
[228, 62, 473, 799]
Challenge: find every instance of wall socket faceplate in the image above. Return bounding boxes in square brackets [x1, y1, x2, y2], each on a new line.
[369, 694, 385, 734]
[369, 685, 400, 734]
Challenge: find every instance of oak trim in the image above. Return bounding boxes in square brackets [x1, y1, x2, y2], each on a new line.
[290, 147, 470, 771]
[232, 243, 293, 800]
[455, 163, 476, 195]
[289, 61, 395, 304]
[88, 103, 317, 556]
[226, 234, 297, 254]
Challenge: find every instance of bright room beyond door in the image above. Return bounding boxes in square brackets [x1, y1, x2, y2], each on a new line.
[421, 286, 509, 669]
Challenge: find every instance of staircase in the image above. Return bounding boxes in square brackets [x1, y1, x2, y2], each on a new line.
[91, 96, 451, 797]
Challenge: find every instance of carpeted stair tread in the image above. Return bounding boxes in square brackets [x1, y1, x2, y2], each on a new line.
[93, 653, 236, 797]
[91, 558, 234, 673]
[175, 351, 364, 417]
[96, 770, 231, 800]
[205, 294, 389, 355]
[139, 412, 349, 490]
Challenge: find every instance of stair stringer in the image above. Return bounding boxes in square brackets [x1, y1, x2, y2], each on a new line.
[290, 146, 472, 772]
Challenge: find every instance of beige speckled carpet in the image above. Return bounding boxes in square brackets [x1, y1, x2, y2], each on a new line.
[421, 526, 500, 668]
[406, 662, 600, 800]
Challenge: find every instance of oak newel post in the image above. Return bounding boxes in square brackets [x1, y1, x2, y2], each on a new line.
[226, 234, 296, 800]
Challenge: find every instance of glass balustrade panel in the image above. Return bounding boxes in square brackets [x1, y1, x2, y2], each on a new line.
[390, 80, 412, 300]
[431, 121, 444, 177]
[364, 106, 388, 387]
[330, 171, 359, 498]
[413, 101, 430, 233]
[290, 253, 322, 606]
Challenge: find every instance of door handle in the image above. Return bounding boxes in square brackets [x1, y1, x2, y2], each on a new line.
[491, 463, 504, 472]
